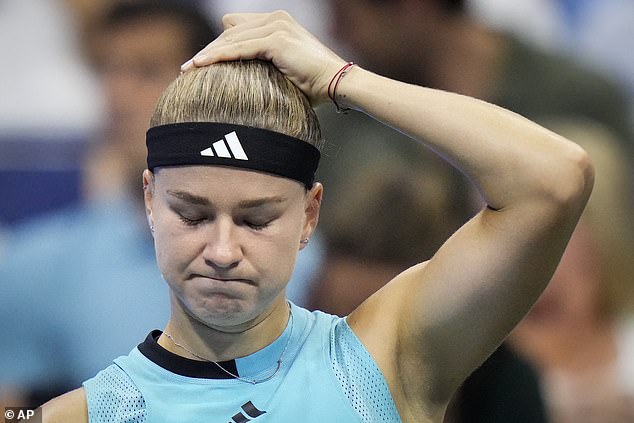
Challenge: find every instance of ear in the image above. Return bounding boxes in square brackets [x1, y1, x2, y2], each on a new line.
[300, 183, 323, 250]
[142, 170, 155, 233]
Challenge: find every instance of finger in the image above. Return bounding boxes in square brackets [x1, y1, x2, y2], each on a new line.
[181, 34, 263, 72]
[190, 37, 276, 67]
[222, 10, 295, 29]
[181, 58, 194, 72]
[183, 15, 275, 71]
[186, 18, 297, 71]
[222, 12, 269, 29]
[181, 39, 218, 71]
[183, 11, 298, 72]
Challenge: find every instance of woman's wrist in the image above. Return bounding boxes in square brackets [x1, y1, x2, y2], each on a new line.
[327, 62, 355, 113]
[327, 64, 364, 113]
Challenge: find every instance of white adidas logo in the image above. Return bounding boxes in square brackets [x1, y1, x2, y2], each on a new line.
[200, 131, 248, 160]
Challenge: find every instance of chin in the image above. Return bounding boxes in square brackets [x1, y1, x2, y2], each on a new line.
[199, 295, 247, 317]
[189, 295, 260, 327]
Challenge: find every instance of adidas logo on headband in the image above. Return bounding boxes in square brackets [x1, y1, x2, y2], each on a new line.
[200, 131, 249, 160]
[146, 122, 320, 189]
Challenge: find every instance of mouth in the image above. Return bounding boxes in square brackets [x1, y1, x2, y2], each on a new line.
[189, 274, 255, 285]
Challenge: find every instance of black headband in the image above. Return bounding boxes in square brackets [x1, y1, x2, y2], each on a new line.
[146, 122, 320, 189]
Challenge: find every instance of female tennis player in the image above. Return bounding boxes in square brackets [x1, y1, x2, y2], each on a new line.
[39, 11, 593, 423]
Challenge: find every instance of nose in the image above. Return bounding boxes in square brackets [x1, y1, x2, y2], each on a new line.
[202, 218, 243, 270]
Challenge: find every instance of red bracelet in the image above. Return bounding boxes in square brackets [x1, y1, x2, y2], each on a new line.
[327, 62, 355, 113]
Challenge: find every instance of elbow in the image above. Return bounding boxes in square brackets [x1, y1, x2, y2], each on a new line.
[547, 140, 595, 209]
[565, 142, 595, 203]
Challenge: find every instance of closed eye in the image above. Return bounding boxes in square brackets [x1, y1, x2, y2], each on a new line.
[179, 215, 206, 226]
[244, 220, 272, 231]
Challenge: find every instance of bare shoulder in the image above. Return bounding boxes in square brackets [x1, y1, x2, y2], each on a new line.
[38, 388, 88, 423]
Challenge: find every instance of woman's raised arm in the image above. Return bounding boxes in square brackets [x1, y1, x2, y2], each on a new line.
[184, 11, 594, 418]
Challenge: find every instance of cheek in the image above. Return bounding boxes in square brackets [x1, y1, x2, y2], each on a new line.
[251, 218, 304, 283]
[152, 236, 176, 280]
[252, 232, 299, 279]
[153, 227, 197, 279]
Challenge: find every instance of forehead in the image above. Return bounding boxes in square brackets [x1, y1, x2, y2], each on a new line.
[154, 166, 304, 201]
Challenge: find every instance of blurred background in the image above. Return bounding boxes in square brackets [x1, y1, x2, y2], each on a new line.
[0, 1, 632, 422]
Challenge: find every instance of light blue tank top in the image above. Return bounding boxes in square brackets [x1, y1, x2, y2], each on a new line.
[83, 303, 401, 422]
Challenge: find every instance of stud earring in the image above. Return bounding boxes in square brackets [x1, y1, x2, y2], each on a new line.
[300, 238, 309, 245]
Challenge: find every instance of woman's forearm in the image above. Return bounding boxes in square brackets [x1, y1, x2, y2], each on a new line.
[338, 67, 594, 211]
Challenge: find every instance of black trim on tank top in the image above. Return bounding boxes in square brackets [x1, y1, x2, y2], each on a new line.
[137, 330, 239, 379]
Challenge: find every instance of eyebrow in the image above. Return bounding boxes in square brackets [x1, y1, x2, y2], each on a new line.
[166, 190, 287, 209]
[167, 190, 209, 206]
[237, 196, 287, 209]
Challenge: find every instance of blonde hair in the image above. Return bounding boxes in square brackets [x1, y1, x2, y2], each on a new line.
[150, 60, 323, 150]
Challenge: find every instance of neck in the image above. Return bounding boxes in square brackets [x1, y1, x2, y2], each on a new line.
[159, 293, 290, 362]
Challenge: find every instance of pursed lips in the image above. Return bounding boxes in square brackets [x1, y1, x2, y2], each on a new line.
[189, 274, 256, 286]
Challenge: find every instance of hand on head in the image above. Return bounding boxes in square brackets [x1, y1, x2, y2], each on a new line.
[180, 11, 346, 106]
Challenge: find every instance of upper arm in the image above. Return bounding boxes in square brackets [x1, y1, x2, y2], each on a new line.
[407, 204, 578, 379]
[349, 182, 591, 405]
[39, 388, 88, 423]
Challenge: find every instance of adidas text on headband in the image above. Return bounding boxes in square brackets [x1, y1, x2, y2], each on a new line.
[146, 123, 321, 189]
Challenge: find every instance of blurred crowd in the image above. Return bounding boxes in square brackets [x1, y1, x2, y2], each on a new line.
[0, 1, 632, 422]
